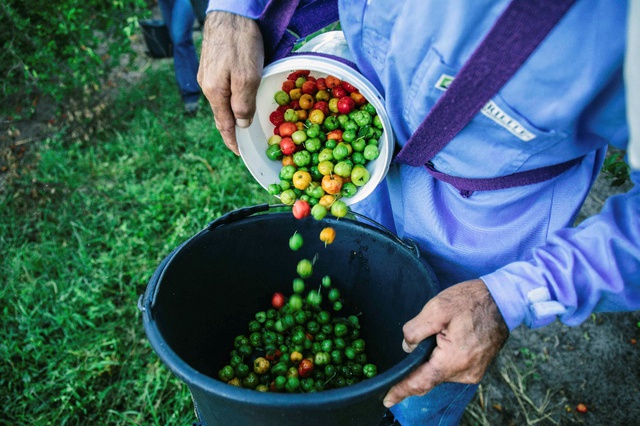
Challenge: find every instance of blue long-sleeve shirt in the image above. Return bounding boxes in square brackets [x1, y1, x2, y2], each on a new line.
[206, 0, 639, 330]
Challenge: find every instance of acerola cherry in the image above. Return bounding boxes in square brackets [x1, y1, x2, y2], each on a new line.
[269, 110, 285, 126]
[292, 199, 311, 219]
[289, 232, 304, 251]
[332, 86, 347, 98]
[313, 101, 329, 116]
[279, 122, 297, 137]
[319, 227, 336, 245]
[341, 80, 359, 93]
[280, 137, 296, 155]
[272, 292, 285, 309]
[301, 80, 318, 95]
[282, 79, 295, 93]
[337, 96, 355, 114]
[350, 92, 367, 106]
[298, 359, 314, 378]
[325, 75, 341, 89]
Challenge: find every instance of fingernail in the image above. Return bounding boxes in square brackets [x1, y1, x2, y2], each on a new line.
[383, 399, 394, 408]
[236, 118, 252, 128]
[402, 339, 412, 353]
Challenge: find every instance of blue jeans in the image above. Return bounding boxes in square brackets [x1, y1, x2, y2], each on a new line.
[390, 382, 478, 426]
[157, 0, 201, 104]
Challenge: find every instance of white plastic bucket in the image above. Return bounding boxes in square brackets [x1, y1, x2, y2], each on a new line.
[236, 32, 395, 206]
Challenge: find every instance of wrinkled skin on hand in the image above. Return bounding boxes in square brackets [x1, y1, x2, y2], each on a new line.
[383, 279, 509, 408]
[197, 12, 264, 155]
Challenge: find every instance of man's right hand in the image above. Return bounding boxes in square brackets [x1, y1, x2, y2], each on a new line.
[197, 12, 264, 155]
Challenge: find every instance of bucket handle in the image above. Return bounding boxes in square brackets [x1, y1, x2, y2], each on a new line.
[205, 203, 274, 231]
[205, 203, 421, 258]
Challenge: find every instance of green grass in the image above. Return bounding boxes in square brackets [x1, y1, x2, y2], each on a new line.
[0, 60, 270, 425]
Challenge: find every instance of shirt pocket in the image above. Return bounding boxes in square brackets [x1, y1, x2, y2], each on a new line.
[402, 47, 568, 175]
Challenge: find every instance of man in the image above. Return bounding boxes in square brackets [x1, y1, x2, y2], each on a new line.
[197, 1, 640, 424]
[157, 0, 201, 115]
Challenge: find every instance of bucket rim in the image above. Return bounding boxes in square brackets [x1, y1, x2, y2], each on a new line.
[141, 210, 436, 407]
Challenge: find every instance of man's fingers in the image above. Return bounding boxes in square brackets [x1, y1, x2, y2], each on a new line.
[229, 76, 259, 131]
[214, 116, 240, 155]
[229, 64, 261, 127]
[383, 337, 484, 408]
[207, 84, 240, 155]
[384, 280, 509, 407]
[236, 118, 252, 128]
[208, 67, 260, 154]
[401, 300, 447, 353]
[383, 347, 445, 407]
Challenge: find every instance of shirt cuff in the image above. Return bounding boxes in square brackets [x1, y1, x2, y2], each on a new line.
[481, 261, 568, 331]
[206, 0, 269, 19]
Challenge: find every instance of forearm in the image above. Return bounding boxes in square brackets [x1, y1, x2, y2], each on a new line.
[483, 170, 640, 330]
[484, 1, 640, 331]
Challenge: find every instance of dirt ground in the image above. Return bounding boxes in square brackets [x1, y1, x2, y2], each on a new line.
[2, 21, 638, 426]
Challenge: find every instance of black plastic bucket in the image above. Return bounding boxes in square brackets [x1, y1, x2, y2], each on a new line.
[139, 19, 172, 58]
[141, 204, 439, 426]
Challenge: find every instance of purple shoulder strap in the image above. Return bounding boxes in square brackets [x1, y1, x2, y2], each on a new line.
[258, 0, 580, 197]
[396, 0, 576, 165]
[394, 0, 580, 196]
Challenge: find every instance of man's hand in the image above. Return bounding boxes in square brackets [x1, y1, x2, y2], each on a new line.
[383, 279, 509, 407]
[197, 12, 264, 155]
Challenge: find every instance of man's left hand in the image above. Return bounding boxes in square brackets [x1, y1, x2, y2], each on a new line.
[383, 279, 509, 407]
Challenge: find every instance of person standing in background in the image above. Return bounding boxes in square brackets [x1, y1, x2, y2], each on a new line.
[157, 0, 201, 116]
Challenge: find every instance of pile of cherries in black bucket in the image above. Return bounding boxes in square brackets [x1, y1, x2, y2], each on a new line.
[216, 220, 379, 394]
